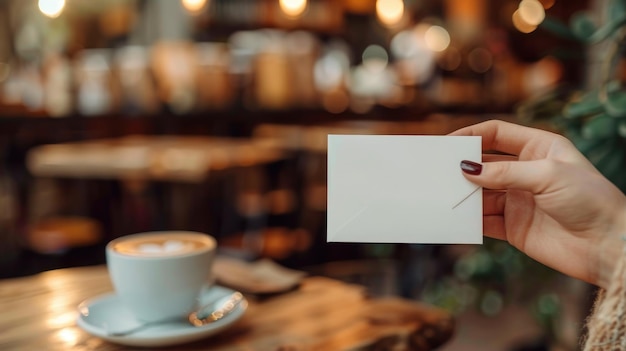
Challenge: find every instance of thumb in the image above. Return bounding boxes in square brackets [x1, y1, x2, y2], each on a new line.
[460, 159, 552, 193]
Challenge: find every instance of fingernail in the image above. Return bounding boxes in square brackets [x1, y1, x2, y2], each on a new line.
[460, 160, 482, 175]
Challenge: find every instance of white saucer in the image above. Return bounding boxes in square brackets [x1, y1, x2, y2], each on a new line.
[76, 285, 247, 347]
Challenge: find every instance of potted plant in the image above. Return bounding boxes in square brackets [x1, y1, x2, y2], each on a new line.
[518, 0, 626, 191]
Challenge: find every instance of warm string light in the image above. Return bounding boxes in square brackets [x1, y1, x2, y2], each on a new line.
[31, 1, 515, 114]
[279, 0, 307, 18]
[38, 0, 65, 18]
[376, 0, 404, 27]
[512, 9, 537, 33]
[513, 0, 546, 33]
[181, 0, 208, 13]
[518, 0, 545, 25]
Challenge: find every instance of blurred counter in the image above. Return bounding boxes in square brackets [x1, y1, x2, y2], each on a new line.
[26, 135, 285, 183]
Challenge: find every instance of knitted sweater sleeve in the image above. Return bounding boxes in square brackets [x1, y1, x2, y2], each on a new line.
[582, 251, 626, 350]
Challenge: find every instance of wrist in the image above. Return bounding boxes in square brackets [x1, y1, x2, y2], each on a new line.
[594, 207, 626, 290]
[594, 236, 625, 289]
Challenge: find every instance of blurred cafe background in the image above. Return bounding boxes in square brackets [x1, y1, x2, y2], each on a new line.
[1, 0, 625, 349]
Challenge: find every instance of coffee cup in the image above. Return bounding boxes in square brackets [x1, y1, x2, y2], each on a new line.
[106, 231, 216, 322]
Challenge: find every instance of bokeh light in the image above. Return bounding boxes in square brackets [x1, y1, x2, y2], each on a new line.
[53, 328, 81, 347]
[348, 61, 397, 103]
[38, 0, 65, 18]
[518, 0, 545, 26]
[424, 25, 451, 52]
[279, 0, 307, 17]
[512, 9, 537, 33]
[362, 45, 389, 73]
[523, 56, 563, 94]
[376, 0, 404, 27]
[314, 51, 348, 91]
[181, 0, 207, 13]
[390, 30, 420, 58]
[467, 47, 493, 73]
[391, 29, 436, 84]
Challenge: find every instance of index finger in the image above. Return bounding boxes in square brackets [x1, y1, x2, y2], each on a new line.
[449, 119, 559, 157]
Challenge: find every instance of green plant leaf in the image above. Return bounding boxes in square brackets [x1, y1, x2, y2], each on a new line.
[590, 138, 626, 190]
[567, 121, 626, 192]
[618, 120, 626, 137]
[570, 12, 597, 41]
[567, 129, 606, 154]
[582, 114, 618, 139]
[570, 10, 626, 43]
[539, 17, 578, 41]
[597, 146, 625, 181]
[563, 91, 604, 119]
[590, 14, 626, 42]
[516, 86, 571, 122]
[607, 0, 626, 28]
[605, 89, 626, 117]
[584, 137, 617, 167]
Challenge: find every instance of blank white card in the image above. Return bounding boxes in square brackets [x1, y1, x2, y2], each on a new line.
[327, 135, 482, 244]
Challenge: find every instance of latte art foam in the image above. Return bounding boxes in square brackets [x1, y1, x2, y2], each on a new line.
[112, 233, 212, 257]
[136, 240, 194, 254]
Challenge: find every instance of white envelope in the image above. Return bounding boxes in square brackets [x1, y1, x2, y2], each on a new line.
[327, 135, 482, 244]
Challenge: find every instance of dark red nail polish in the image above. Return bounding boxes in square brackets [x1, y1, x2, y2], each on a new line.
[460, 160, 482, 175]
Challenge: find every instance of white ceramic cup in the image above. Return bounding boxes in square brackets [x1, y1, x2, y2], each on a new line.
[106, 231, 216, 322]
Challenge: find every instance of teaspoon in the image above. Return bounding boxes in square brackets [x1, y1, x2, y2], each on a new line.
[106, 292, 245, 337]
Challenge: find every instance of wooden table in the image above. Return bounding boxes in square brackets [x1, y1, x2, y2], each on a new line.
[0, 265, 454, 350]
[23, 135, 288, 239]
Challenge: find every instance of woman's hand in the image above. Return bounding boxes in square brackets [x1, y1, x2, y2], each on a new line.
[450, 120, 626, 289]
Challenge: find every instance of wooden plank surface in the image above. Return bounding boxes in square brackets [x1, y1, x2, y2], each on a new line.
[0, 265, 453, 351]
